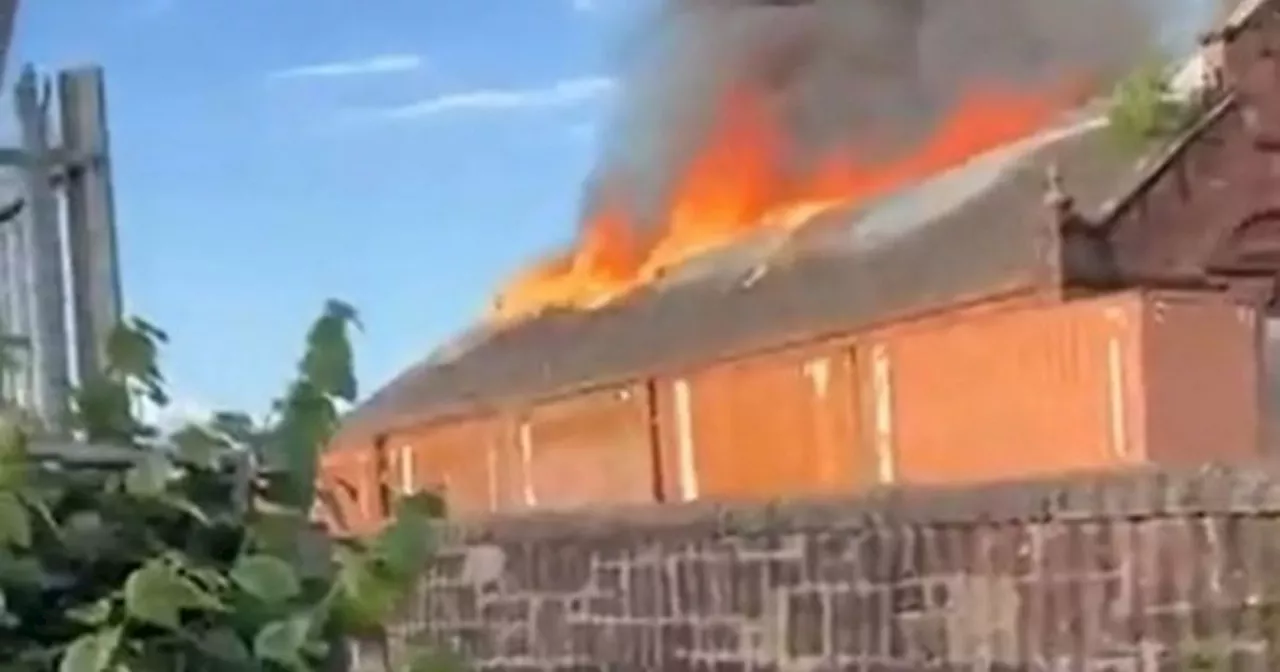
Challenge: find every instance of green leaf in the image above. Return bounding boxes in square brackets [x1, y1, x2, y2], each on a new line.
[0, 550, 46, 586]
[197, 627, 253, 665]
[105, 318, 167, 394]
[71, 376, 143, 446]
[123, 452, 171, 497]
[61, 510, 113, 559]
[175, 556, 226, 584]
[300, 300, 360, 402]
[291, 525, 337, 581]
[157, 494, 211, 525]
[256, 299, 363, 511]
[249, 506, 307, 549]
[253, 614, 313, 667]
[0, 492, 31, 548]
[123, 563, 182, 628]
[123, 561, 222, 629]
[398, 490, 447, 519]
[72, 315, 174, 444]
[66, 598, 114, 626]
[231, 554, 302, 604]
[25, 495, 62, 539]
[371, 492, 441, 579]
[333, 550, 400, 631]
[301, 638, 330, 659]
[0, 417, 28, 488]
[264, 384, 330, 509]
[58, 627, 122, 672]
[249, 510, 335, 580]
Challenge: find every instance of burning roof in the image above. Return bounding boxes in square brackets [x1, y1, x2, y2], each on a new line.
[488, 0, 1164, 321]
[340, 0, 1240, 436]
[348, 116, 1138, 434]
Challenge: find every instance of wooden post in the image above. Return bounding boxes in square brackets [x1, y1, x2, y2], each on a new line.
[14, 65, 70, 432]
[59, 67, 122, 384]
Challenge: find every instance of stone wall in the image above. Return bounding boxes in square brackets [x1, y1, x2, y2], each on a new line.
[357, 465, 1280, 671]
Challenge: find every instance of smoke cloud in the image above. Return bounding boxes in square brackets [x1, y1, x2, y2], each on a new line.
[589, 0, 1223, 232]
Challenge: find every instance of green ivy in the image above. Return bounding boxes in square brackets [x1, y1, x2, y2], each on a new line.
[0, 301, 463, 671]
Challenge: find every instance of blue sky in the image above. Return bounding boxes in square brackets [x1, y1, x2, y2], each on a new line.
[12, 0, 647, 417]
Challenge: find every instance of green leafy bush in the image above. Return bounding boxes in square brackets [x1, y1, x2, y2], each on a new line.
[0, 300, 458, 671]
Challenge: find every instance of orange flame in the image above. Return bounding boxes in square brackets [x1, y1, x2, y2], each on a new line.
[491, 83, 1085, 323]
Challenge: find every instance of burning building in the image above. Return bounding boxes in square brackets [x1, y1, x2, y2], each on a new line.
[323, 0, 1280, 533]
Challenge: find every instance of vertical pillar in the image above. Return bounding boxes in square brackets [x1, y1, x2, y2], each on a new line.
[0, 0, 25, 409]
[0, 206, 13, 403]
[0, 1, 16, 95]
[0, 188, 29, 407]
[59, 67, 122, 383]
[15, 65, 70, 432]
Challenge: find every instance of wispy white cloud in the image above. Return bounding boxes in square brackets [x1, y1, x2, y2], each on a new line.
[368, 76, 616, 122]
[269, 54, 425, 81]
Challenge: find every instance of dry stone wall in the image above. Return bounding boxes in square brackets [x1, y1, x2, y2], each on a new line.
[357, 465, 1280, 671]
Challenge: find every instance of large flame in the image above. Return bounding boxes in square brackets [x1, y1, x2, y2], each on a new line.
[491, 83, 1084, 323]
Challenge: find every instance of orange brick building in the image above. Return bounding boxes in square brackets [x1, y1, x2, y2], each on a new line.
[321, 0, 1280, 535]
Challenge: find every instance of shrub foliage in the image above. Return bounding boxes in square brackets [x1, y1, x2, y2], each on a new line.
[0, 300, 454, 671]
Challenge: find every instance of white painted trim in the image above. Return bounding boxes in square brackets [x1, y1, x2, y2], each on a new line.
[1239, 305, 1255, 327]
[871, 345, 896, 485]
[361, 453, 375, 519]
[804, 357, 831, 399]
[518, 422, 537, 506]
[1106, 337, 1129, 460]
[672, 379, 700, 501]
[486, 442, 499, 512]
[398, 444, 413, 494]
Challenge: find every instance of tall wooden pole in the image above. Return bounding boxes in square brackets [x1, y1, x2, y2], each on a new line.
[59, 67, 122, 386]
[14, 66, 70, 432]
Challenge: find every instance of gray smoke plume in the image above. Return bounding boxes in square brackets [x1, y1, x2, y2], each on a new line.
[588, 0, 1224, 233]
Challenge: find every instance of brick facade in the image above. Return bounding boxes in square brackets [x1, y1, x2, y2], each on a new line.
[355, 465, 1280, 670]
